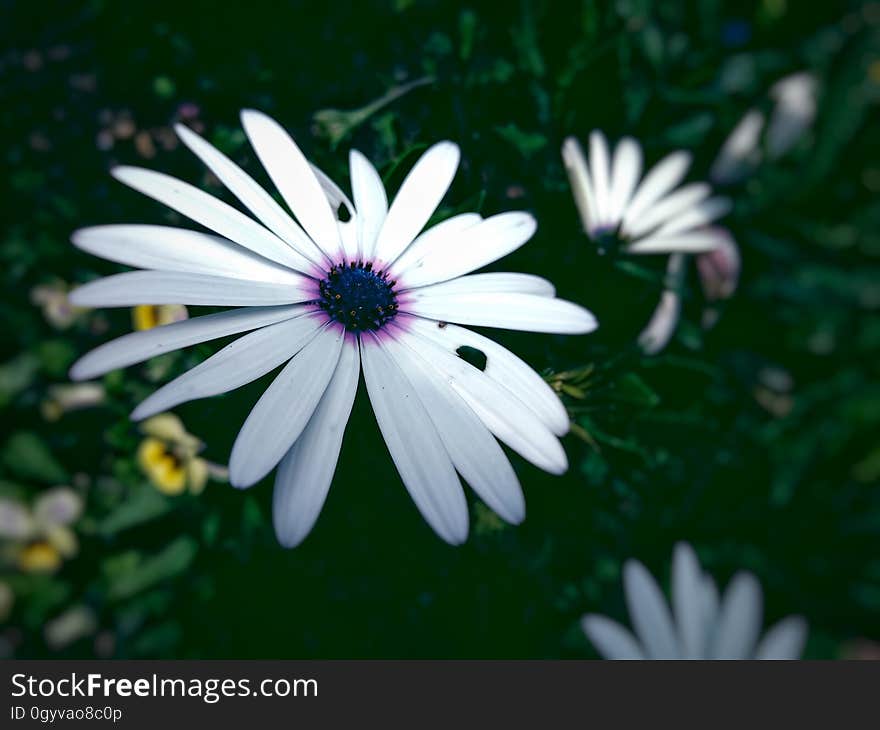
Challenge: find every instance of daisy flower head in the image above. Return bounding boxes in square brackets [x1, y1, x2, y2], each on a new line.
[69, 110, 598, 547]
[582, 542, 808, 660]
[561, 131, 732, 256]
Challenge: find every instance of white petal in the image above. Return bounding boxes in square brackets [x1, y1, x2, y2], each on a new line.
[626, 228, 726, 255]
[637, 253, 685, 355]
[72, 225, 309, 285]
[229, 325, 344, 487]
[700, 574, 722, 634]
[272, 338, 359, 547]
[607, 137, 642, 224]
[561, 136, 599, 236]
[337, 220, 360, 262]
[709, 571, 763, 659]
[588, 131, 613, 226]
[655, 197, 732, 237]
[392, 213, 537, 289]
[69, 271, 311, 308]
[240, 109, 342, 257]
[70, 305, 305, 380]
[110, 166, 311, 272]
[406, 272, 555, 298]
[754, 616, 807, 660]
[174, 124, 326, 264]
[404, 291, 597, 334]
[373, 141, 460, 266]
[349, 149, 388, 260]
[623, 559, 680, 659]
[384, 336, 524, 524]
[130, 313, 325, 420]
[623, 183, 711, 238]
[394, 325, 567, 474]
[710, 109, 765, 185]
[361, 334, 469, 544]
[622, 150, 692, 229]
[310, 163, 357, 261]
[390, 212, 482, 276]
[672, 542, 706, 659]
[581, 614, 645, 660]
[407, 317, 569, 436]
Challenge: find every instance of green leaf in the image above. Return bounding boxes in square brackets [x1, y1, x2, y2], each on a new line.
[0, 432, 68, 484]
[96, 486, 173, 537]
[107, 537, 198, 601]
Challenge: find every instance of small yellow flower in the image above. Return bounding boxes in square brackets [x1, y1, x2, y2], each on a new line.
[18, 541, 62, 573]
[137, 437, 188, 495]
[132, 304, 188, 331]
[0, 487, 84, 573]
[136, 414, 223, 496]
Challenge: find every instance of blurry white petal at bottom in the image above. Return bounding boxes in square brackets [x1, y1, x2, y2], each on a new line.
[581, 615, 645, 660]
[672, 542, 707, 659]
[754, 617, 808, 660]
[710, 572, 762, 660]
[624, 560, 681, 659]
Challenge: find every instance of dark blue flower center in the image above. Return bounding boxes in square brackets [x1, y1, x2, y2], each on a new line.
[593, 226, 624, 256]
[317, 261, 399, 332]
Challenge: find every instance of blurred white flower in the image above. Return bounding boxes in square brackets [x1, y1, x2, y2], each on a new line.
[711, 72, 818, 185]
[44, 605, 98, 650]
[562, 132, 731, 255]
[30, 281, 84, 329]
[766, 72, 818, 159]
[710, 109, 765, 185]
[40, 382, 106, 421]
[582, 542, 808, 659]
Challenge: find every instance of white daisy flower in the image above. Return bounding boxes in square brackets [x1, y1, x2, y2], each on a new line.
[69, 110, 598, 547]
[562, 131, 732, 256]
[582, 542, 808, 660]
[710, 72, 819, 185]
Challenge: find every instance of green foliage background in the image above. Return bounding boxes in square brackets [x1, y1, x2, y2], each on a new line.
[1, 0, 878, 658]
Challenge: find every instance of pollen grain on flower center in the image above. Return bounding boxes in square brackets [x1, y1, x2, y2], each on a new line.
[317, 261, 399, 332]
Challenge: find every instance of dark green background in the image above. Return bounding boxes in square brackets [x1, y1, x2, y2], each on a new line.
[2, 0, 878, 658]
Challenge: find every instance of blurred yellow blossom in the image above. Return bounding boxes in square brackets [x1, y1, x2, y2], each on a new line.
[0, 487, 84, 574]
[137, 413, 225, 496]
[18, 542, 62, 573]
[132, 304, 188, 331]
